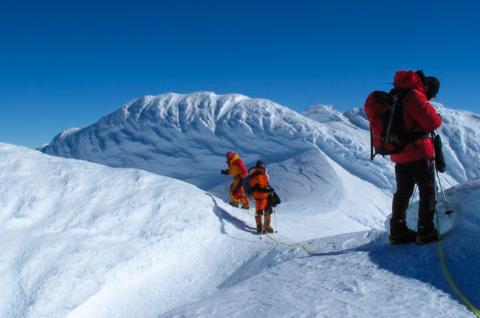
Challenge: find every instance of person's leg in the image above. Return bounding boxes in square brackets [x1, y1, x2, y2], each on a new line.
[254, 199, 264, 233]
[412, 159, 438, 244]
[392, 163, 415, 221]
[389, 163, 416, 243]
[257, 198, 270, 233]
[239, 188, 250, 208]
[229, 179, 240, 206]
[264, 206, 274, 233]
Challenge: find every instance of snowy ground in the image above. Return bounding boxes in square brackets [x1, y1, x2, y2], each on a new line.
[0, 143, 264, 317]
[1, 143, 479, 317]
[161, 231, 474, 318]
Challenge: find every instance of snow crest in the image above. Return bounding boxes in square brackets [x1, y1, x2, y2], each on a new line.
[0, 143, 261, 317]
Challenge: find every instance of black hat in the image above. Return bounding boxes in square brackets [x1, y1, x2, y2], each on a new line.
[256, 160, 265, 168]
[415, 70, 427, 84]
[425, 76, 440, 99]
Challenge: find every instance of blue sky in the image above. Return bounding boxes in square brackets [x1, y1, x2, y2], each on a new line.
[1, 0, 479, 148]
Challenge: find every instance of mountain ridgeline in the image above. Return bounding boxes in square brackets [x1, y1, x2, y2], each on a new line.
[41, 92, 480, 193]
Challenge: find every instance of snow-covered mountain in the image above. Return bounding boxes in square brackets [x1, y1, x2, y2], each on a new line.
[2, 143, 479, 317]
[43, 92, 388, 189]
[304, 102, 480, 185]
[41, 92, 480, 195]
[431, 103, 480, 182]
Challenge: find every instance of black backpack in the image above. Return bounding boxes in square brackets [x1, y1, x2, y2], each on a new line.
[268, 191, 281, 208]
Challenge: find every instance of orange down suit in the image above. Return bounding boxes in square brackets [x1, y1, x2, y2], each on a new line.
[248, 167, 272, 215]
[226, 153, 249, 206]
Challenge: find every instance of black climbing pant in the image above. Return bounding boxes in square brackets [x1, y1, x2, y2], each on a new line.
[392, 159, 436, 230]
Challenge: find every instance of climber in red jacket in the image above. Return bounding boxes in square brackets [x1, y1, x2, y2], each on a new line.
[388, 70, 442, 245]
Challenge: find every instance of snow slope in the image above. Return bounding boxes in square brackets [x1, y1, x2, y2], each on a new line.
[0, 143, 265, 318]
[431, 103, 480, 182]
[2, 143, 480, 317]
[161, 178, 480, 318]
[304, 102, 480, 186]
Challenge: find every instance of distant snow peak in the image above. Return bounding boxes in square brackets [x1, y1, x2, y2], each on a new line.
[343, 107, 369, 130]
[118, 91, 257, 125]
[303, 104, 345, 123]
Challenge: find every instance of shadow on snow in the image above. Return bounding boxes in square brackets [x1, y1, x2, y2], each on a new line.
[367, 230, 480, 314]
[206, 193, 257, 235]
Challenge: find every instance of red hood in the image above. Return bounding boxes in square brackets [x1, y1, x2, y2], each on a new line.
[393, 70, 426, 94]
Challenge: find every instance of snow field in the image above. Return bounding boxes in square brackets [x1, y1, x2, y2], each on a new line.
[0, 143, 265, 317]
[161, 230, 475, 318]
[2, 142, 480, 317]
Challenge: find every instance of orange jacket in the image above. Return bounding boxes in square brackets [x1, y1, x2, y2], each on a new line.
[248, 167, 271, 200]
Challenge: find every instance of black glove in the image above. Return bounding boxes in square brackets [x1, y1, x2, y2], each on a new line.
[221, 169, 229, 175]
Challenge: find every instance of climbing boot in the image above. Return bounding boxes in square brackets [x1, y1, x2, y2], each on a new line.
[264, 214, 274, 234]
[388, 218, 416, 244]
[255, 215, 263, 234]
[416, 225, 440, 245]
[229, 201, 240, 208]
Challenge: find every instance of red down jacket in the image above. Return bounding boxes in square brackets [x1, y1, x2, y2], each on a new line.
[390, 71, 442, 164]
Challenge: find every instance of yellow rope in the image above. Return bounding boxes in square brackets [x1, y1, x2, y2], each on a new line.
[237, 200, 480, 316]
[436, 234, 480, 316]
[438, 243, 480, 316]
[238, 205, 316, 254]
[265, 211, 480, 316]
[265, 233, 316, 254]
[431, 166, 480, 316]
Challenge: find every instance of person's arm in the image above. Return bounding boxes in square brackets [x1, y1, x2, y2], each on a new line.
[407, 90, 442, 132]
[221, 162, 234, 175]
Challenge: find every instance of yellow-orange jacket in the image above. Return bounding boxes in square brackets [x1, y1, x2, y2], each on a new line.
[227, 153, 248, 178]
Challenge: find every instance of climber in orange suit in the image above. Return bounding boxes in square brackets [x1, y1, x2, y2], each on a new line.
[248, 160, 275, 234]
[221, 151, 250, 209]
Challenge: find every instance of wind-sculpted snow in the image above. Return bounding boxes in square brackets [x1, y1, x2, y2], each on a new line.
[0, 143, 264, 318]
[161, 178, 480, 318]
[2, 143, 480, 317]
[431, 103, 480, 183]
[304, 102, 480, 188]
